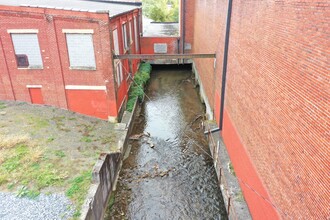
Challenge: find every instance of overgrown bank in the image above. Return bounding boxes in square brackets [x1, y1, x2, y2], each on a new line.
[126, 62, 152, 112]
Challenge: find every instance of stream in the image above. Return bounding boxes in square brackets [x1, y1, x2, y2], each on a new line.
[108, 65, 227, 219]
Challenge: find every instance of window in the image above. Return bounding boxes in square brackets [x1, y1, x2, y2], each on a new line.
[122, 23, 128, 50]
[116, 61, 123, 86]
[11, 33, 43, 69]
[112, 29, 120, 55]
[134, 16, 139, 52]
[65, 33, 96, 70]
[129, 20, 133, 45]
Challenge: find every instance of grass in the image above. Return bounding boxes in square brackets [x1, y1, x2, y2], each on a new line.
[81, 136, 92, 143]
[66, 171, 92, 218]
[0, 103, 116, 217]
[236, 191, 245, 202]
[0, 134, 93, 215]
[0, 137, 67, 191]
[54, 150, 66, 158]
[228, 162, 236, 176]
[0, 102, 6, 110]
[126, 62, 152, 112]
[26, 115, 49, 130]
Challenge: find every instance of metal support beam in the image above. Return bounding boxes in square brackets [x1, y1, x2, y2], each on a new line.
[113, 53, 216, 60]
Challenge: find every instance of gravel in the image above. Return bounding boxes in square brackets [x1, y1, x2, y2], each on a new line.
[0, 192, 75, 220]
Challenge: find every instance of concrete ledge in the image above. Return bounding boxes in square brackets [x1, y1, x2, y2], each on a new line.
[192, 62, 214, 120]
[205, 121, 251, 220]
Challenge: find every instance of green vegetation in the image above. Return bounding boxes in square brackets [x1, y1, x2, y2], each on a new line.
[54, 150, 66, 158]
[27, 115, 49, 130]
[0, 136, 67, 195]
[143, 0, 179, 22]
[66, 171, 92, 218]
[0, 134, 92, 215]
[126, 62, 152, 112]
[236, 191, 245, 202]
[0, 102, 6, 110]
[16, 186, 40, 199]
[81, 136, 92, 143]
[228, 162, 236, 176]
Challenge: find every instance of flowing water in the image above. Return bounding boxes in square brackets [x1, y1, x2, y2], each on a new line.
[108, 66, 227, 219]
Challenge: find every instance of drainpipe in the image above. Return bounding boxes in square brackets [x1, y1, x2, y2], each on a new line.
[177, 38, 180, 65]
[181, 0, 186, 64]
[219, 0, 233, 131]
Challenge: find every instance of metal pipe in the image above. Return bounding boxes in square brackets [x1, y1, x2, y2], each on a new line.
[204, 127, 220, 135]
[114, 53, 216, 59]
[219, 0, 233, 131]
[182, 0, 186, 64]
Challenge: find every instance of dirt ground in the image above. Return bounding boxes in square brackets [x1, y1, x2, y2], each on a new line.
[0, 100, 121, 215]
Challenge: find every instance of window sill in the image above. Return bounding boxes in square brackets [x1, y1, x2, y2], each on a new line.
[69, 67, 97, 71]
[18, 66, 43, 70]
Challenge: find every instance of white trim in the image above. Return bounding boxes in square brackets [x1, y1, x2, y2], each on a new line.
[7, 29, 39, 34]
[65, 85, 106, 90]
[62, 29, 94, 34]
[26, 85, 42, 88]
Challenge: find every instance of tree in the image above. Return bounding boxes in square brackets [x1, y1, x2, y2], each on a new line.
[143, 0, 179, 22]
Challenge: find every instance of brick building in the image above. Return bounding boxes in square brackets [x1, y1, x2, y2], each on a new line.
[0, 0, 142, 122]
[186, 0, 329, 219]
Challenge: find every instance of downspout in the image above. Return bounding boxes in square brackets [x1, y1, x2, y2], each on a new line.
[182, 0, 186, 64]
[219, 0, 233, 131]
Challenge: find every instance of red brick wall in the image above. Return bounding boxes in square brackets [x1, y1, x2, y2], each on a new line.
[180, 0, 195, 53]
[110, 10, 141, 113]
[0, 6, 141, 120]
[191, 0, 329, 219]
[140, 37, 179, 54]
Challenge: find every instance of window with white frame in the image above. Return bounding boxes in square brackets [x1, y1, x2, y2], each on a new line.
[116, 61, 123, 86]
[129, 20, 133, 45]
[112, 29, 120, 55]
[64, 31, 96, 70]
[10, 32, 43, 69]
[122, 23, 128, 50]
[134, 17, 139, 52]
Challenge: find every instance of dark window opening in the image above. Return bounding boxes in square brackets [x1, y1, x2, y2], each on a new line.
[16, 54, 29, 68]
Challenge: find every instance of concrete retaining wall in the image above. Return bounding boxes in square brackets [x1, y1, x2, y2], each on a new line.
[80, 153, 121, 220]
[80, 98, 139, 220]
[205, 122, 251, 220]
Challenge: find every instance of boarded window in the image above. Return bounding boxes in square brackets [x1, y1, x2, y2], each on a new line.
[134, 16, 139, 52]
[122, 23, 128, 50]
[65, 34, 96, 70]
[116, 61, 123, 86]
[112, 29, 120, 55]
[11, 33, 43, 69]
[129, 20, 133, 45]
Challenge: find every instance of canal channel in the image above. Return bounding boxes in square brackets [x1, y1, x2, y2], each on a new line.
[108, 65, 227, 219]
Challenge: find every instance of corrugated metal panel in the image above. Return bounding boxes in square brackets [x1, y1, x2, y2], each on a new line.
[11, 33, 43, 68]
[66, 33, 96, 69]
[113, 29, 120, 55]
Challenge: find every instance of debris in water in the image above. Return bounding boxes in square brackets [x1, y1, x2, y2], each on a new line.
[147, 140, 155, 148]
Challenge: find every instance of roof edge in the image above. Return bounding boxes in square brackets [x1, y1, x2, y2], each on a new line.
[81, 0, 142, 6]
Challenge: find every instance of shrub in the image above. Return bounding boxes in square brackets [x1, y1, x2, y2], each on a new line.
[126, 63, 152, 112]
